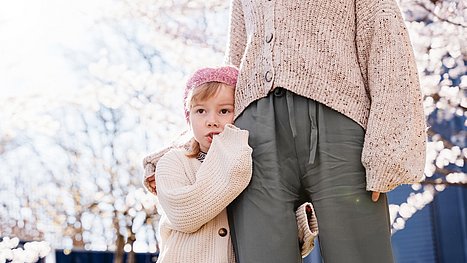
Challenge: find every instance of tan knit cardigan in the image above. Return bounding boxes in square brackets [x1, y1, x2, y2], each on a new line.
[152, 125, 317, 262]
[225, 0, 426, 192]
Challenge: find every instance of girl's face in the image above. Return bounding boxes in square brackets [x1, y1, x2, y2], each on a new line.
[189, 85, 235, 152]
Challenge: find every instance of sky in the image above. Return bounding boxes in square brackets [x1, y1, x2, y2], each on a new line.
[0, 0, 105, 98]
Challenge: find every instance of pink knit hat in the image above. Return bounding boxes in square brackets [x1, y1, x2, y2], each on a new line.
[184, 66, 238, 122]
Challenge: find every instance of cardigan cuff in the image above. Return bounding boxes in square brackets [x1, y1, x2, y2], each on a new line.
[296, 202, 319, 258]
[215, 124, 249, 143]
[142, 146, 175, 195]
[365, 160, 424, 193]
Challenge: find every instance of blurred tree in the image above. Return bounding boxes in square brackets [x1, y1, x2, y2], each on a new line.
[1, 1, 229, 262]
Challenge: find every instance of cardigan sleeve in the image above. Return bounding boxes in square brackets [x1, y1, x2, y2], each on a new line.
[156, 125, 252, 233]
[225, 0, 247, 67]
[355, 0, 426, 192]
[142, 140, 191, 195]
[142, 146, 173, 195]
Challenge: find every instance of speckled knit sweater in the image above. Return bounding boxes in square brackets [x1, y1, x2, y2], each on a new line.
[225, 0, 426, 192]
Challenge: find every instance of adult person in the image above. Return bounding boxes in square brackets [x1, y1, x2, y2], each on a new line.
[224, 0, 426, 262]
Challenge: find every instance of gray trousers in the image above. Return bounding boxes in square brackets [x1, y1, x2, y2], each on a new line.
[229, 88, 394, 263]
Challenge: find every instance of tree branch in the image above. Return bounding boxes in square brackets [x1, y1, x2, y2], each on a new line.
[415, 0, 467, 27]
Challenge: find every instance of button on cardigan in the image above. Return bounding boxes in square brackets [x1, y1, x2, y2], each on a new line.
[225, 0, 426, 192]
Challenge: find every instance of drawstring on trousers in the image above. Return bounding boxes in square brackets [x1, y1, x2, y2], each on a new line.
[281, 88, 318, 165]
[286, 92, 297, 138]
[308, 103, 318, 165]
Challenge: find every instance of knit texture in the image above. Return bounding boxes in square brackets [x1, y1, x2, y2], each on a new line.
[144, 128, 318, 261]
[155, 124, 252, 263]
[296, 202, 319, 258]
[225, 0, 426, 192]
[143, 146, 172, 195]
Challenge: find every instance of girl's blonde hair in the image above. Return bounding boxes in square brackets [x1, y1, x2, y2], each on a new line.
[185, 81, 233, 158]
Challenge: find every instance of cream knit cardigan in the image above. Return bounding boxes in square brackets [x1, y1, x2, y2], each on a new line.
[225, 0, 426, 192]
[154, 125, 318, 262]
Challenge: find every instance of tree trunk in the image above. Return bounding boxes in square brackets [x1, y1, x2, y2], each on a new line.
[114, 233, 125, 263]
[127, 232, 136, 263]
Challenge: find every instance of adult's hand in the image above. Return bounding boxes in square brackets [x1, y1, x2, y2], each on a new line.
[371, 191, 380, 202]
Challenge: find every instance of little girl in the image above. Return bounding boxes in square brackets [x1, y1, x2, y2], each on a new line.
[144, 66, 318, 262]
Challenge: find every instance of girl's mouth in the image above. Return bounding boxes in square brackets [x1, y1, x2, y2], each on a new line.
[207, 132, 219, 142]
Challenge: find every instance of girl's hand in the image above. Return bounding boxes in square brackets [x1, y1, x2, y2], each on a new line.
[371, 191, 380, 202]
[146, 175, 157, 195]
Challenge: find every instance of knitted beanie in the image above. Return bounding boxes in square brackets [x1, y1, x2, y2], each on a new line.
[184, 66, 238, 122]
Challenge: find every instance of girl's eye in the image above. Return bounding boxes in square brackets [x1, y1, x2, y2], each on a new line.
[196, 109, 205, 114]
[220, 109, 230, 114]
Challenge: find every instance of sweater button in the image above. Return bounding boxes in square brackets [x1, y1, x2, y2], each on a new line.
[264, 71, 273, 82]
[273, 87, 285, 97]
[265, 33, 273, 43]
[218, 228, 228, 237]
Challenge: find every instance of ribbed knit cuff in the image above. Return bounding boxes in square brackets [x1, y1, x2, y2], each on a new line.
[366, 166, 398, 193]
[365, 159, 424, 193]
[143, 146, 175, 195]
[211, 124, 250, 154]
[296, 202, 319, 258]
[216, 124, 249, 142]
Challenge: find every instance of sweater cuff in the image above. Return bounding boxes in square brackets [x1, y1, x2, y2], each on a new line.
[364, 160, 424, 193]
[218, 124, 248, 140]
[211, 124, 250, 151]
[296, 202, 319, 258]
[142, 146, 175, 195]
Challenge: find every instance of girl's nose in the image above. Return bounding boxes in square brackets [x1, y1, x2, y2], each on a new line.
[206, 112, 219, 127]
[207, 121, 219, 128]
